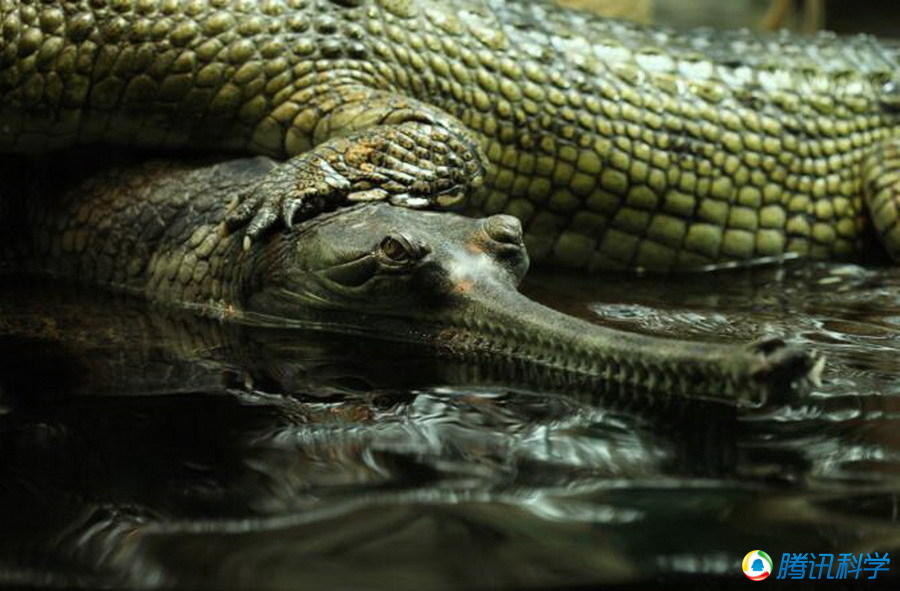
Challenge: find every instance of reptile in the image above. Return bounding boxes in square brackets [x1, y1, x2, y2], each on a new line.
[0, 154, 821, 405]
[0, 0, 897, 271]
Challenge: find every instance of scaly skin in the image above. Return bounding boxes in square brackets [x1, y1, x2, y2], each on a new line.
[0, 0, 898, 270]
[0, 155, 820, 405]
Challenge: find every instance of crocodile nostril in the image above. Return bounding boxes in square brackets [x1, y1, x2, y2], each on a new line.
[484, 215, 523, 246]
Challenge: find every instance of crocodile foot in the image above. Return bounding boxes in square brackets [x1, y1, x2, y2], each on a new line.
[225, 121, 485, 247]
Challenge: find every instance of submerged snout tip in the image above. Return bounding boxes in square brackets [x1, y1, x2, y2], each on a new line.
[747, 337, 825, 404]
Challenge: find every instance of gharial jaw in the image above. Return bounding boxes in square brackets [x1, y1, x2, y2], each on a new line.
[244, 204, 823, 407]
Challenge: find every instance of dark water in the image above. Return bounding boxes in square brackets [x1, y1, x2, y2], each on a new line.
[0, 262, 899, 589]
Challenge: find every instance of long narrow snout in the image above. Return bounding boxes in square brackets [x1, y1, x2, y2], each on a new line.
[248, 204, 821, 407]
[430, 281, 822, 408]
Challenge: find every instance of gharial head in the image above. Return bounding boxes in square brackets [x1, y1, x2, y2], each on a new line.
[251, 203, 529, 319]
[246, 203, 822, 408]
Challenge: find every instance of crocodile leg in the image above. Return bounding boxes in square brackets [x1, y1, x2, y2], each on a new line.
[863, 138, 900, 261]
[224, 87, 486, 242]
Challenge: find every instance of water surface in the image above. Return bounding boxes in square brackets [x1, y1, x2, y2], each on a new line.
[1, 262, 898, 589]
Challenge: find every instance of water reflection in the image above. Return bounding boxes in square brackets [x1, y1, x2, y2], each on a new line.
[1, 263, 899, 588]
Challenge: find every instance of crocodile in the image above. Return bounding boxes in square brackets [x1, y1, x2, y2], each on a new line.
[0, 0, 897, 271]
[0, 154, 820, 405]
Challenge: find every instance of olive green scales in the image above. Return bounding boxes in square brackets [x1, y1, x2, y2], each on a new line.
[1, 0, 898, 270]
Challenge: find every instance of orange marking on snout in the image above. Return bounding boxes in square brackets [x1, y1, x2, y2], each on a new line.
[466, 241, 485, 254]
[454, 279, 475, 293]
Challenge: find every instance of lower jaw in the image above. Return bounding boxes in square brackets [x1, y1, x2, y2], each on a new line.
[241, 298, 805, 408]
[428, 325, 776, 408]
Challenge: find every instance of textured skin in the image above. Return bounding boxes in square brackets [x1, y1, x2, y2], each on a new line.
[2, 157, 269, 307]
[0, 155, 822, 404]
[0, 0, 898, 270]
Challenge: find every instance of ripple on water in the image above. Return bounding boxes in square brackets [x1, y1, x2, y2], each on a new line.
[0, 262, 899, 588]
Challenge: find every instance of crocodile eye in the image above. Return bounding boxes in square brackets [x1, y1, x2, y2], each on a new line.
[378, 233, 428, 264]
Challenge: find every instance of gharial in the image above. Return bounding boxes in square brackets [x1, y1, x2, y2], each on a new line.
[0, 0, 897, 271]
[0, 154, 822, 406]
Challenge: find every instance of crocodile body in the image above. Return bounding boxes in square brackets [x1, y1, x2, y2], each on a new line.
[0, 0, 898, 270]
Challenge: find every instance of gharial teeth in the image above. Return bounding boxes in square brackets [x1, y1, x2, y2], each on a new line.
[808, 355, 826, 388]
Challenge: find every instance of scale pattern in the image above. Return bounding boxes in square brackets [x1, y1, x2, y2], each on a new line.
[0, 0, 898, 270]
